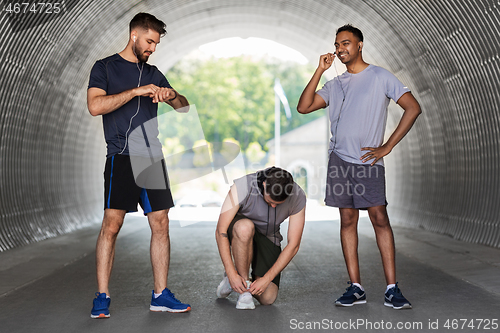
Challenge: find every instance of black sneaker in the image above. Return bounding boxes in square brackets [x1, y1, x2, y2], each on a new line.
[384, 282, 412, 309]
[335, 282, 367, 306]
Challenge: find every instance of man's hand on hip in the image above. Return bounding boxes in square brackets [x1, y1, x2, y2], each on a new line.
[361, 144, 393, 166]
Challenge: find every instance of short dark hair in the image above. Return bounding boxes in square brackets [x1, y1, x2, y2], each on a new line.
[130, 12, 167, 36]
[336, 24, 363, 42]
[263, 167, 295, 202]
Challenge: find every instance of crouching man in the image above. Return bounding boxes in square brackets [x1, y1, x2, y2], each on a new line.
[215, 167, 306, 309]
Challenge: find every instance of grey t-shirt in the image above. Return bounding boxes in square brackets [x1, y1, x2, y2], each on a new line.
[233, 172, 307, 246]
[316, 64, 410, 166]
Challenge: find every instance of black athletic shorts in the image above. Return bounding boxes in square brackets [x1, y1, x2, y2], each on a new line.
[103, 154, 174, 214]
[227, 215, 282, 288]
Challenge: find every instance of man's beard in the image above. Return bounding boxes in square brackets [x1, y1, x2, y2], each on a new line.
[134, 45, 150, 63]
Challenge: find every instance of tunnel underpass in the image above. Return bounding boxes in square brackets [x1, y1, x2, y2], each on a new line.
[1, 1, 500, 332]
[1, 0, 499, 251]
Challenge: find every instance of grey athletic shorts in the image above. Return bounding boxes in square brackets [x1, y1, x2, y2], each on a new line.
[325, 152, 387, 209]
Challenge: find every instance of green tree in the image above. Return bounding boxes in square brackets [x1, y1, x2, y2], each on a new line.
[245, 141, 266, 163]
[263, 58, 327, 137]
[159, 54, 326, 153]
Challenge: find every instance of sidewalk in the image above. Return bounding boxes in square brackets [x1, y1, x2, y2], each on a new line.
[0, 206, 499, 333]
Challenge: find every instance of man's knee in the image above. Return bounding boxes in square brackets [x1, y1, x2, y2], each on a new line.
[148, 210, 170, 234]
[101, 210, 125, 237]
[257, 283, 278, 305]
[258, 296, 277, 305]
[232, 219, 255, 242]
[368, 206, 390, 228]
[340, 208, 358, 228]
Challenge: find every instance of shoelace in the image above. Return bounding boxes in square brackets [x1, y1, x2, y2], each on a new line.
[94, 292, 108, 306]
[392, 282, 403, 296]
[166, 289, 181, 303]
[343, 281, 356, 295]
[239, 292, 253, 301]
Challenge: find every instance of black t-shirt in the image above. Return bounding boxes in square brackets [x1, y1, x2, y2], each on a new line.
[88, 53, 172, 157]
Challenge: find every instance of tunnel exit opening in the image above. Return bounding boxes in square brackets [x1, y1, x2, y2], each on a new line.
[151, 37, 327, 214]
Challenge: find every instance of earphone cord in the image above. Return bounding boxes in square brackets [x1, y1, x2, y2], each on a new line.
[119, 43, 144, 155]
[274, 208, 277, 245]
[266, 205, 278, 246]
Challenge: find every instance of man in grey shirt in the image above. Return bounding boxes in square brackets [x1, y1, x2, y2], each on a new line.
[298, 24, 421, 309]
[215, 167, 306, 309]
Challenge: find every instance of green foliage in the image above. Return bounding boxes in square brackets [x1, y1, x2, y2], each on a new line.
[262, 58, 326, 137]
[245, 141, 266, 163]
[159, 54, 326, 153]
[162, 137, 185, 165]
[192, 139, 212, 167]
[220, 138, 240, 162]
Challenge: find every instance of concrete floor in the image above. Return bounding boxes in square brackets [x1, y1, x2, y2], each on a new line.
[1, 214, 500, 333]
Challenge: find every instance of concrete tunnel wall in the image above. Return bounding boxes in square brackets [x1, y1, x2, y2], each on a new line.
[0, 0, 499, 251]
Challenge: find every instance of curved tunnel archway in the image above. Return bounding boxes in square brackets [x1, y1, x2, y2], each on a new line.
[0, 0, 499, 251]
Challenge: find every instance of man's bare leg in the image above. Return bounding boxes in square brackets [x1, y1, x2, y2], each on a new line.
[339, 208, 361, 283]
[231, 219, 255, 279]
[147, 209, 191, 312]
[96, 208, 126, 296]
[231, 218, 256, 309]
[367, 205, 396, 285]
[147, 209, 170, 294]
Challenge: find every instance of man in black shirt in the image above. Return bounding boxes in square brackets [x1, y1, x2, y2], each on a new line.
[87, 12, 190, 318]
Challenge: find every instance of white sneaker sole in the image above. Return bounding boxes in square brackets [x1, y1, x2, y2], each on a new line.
[236, 301, 255, 310]
[335, 299, 367, 307]
[384, 301, 412, 309]
[150, 305, 191, 313]
[90, 313, 110, 318]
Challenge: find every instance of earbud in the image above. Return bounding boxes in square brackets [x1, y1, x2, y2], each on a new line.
[133, 36, 136, 42]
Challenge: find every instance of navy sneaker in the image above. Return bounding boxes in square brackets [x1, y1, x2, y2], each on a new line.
[150, 288, 191, 313]
[335, 282, 367, 306]
[384, 282, 412, 309]
[91, 292, 110, 319]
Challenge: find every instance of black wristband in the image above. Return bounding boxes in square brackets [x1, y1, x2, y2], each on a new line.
[168, 90, 178, 101]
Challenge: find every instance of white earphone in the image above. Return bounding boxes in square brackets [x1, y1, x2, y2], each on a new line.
[120, 33, 143, 155]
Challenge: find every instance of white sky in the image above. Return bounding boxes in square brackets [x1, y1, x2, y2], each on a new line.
[198, 37, 309, 64]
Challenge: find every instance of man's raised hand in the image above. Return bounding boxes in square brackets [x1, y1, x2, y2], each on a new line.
[319, 53, 335, 71]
